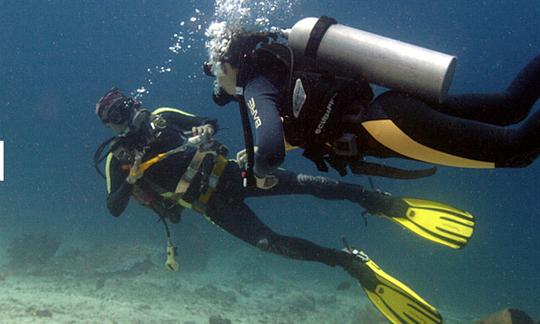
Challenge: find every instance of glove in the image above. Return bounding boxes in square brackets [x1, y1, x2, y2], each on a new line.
[236, 148, 277, 189]
[255, 174, 279, 190]
[191, 124, 214, 137]
[236, 149, 248, 169]
[126, 152, 144, 184]
[236, 146, 260, 169]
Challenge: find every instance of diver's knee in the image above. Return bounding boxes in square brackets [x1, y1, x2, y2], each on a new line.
[255, 234, 299, 259]
[497, 153, 537, 168]
[297, 174, 338, 186]
[255, 236, 271, 251]
[256, 234, 283, 254]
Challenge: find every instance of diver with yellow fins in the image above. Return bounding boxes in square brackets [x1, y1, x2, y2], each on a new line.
[203, 16, 540, 182]
[94, 88, 474, 323]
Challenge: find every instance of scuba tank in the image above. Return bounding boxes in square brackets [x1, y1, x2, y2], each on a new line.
[284, 17, 457, 103]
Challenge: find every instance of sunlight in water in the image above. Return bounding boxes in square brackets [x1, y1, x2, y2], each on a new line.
[206, 0, 300, 67]
[134, 0, 299, 99]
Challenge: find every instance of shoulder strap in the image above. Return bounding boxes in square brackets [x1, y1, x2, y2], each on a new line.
[237, 92, 256, 187]
[256, 43, 293, 71]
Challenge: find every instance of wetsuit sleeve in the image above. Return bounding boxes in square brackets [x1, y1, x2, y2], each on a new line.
[243, 75, 285, 176]
[105, 153, 132, 217]
[154, 108, 218, 133]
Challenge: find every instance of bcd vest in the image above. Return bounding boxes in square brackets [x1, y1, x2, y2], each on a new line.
[247, 43, 374, 172]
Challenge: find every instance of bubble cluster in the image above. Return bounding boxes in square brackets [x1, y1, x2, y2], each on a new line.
[169, 8, 207, 55]
[133, 3, 209, 98]
[206, 0, 300, 67]
[134, 0, 300, 99]
[132, 60, 175, 99]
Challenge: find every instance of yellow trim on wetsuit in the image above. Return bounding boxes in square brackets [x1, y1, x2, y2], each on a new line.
[284, 139, 299, 152]
[362, 119, 496, 168]
[105, 153, 114, 193]
[280, 117, 299, 152]
[152, 107, 196, 116]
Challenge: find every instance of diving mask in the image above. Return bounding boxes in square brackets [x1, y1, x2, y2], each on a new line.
[96, 88, 141, 126]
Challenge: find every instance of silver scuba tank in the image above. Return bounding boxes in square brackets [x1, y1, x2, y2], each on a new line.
[284, 17, 457, 103]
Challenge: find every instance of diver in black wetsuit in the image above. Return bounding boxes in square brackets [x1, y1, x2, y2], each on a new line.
[93, 88, 473, 323]
[204, 21, 540, 181]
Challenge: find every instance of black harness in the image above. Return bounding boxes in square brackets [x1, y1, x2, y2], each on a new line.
[93, 112, 188, 219]
[240, 40, 375, 176]
[230, 19, 437, 179]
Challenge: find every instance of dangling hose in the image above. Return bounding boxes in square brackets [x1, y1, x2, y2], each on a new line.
[152, 208, 179, 272]
[93, 136, 117, 179]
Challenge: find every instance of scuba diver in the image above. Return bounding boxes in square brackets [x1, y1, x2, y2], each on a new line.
[203, 16, 540, 182]
[94, 88, 475, 323]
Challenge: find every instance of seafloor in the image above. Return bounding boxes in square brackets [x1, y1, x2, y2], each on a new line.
[0, 232, 478, 324]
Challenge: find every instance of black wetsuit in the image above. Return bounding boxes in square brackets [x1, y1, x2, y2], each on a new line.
[105, 109, 218, 217]
[105, 108, 391, 269]
[239, 52, 540, 175]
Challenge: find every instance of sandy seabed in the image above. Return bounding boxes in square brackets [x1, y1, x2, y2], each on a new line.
[0, 240, 471, 324]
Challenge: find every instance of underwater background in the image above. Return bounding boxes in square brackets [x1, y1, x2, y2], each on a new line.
[1, 0, 539, 322]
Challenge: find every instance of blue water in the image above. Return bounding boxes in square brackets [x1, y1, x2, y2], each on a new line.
[1, 0, 539, 321]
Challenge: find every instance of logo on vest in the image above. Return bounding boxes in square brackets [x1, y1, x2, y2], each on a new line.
[314, 94, 337, 135]
[248, 97, 262, 128]
[292, 78, 306, 118]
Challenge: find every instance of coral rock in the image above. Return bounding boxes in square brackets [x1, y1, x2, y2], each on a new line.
[7, 232, 61, 268]
[209, 315, 232, 324]
[474, 308, 534, 324]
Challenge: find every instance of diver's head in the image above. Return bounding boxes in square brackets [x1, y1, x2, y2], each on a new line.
[202, 59, 239, 106]
[96, 88, 147, 135]
[204, 30, 277, 101]
[212, 61, 239, 96]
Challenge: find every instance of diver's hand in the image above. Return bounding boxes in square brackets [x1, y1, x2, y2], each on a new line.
[235, 146, 260, 169]
[126, 153, 144, 184]
[236, 147, 275, 188]
[191, 124, 214, 137]
[255, 174, 279, 190]
[236, 149, 248, 169]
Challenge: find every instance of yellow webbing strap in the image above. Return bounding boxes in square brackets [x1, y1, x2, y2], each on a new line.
[192, 155, 228, 214]
[139, 152, 168, 173]
[152, 107, 196, 117]
[160, 192, 192, 208]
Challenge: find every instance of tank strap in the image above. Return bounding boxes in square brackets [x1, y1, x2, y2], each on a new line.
[305, 16, 337, 60]
[237, 96, 256, 187]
